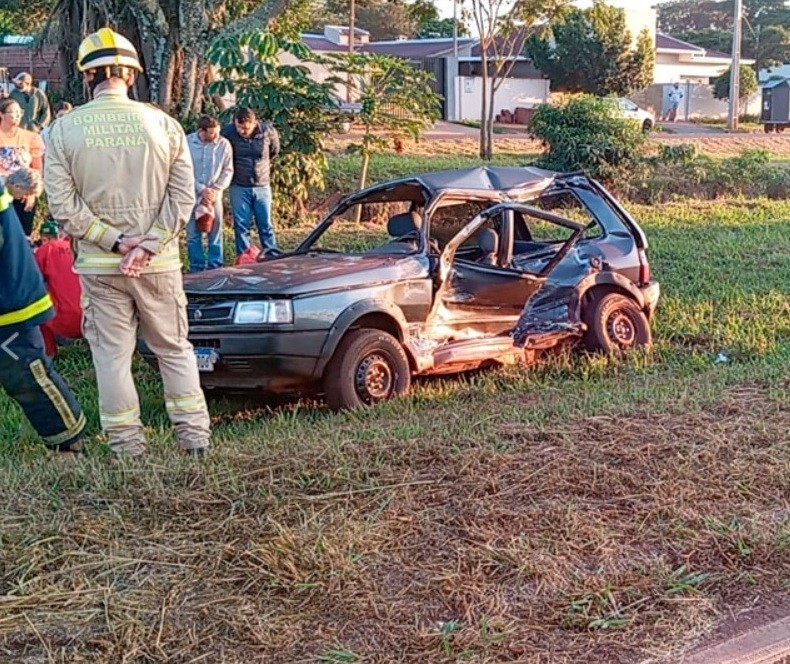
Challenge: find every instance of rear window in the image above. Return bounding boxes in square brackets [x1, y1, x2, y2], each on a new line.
[522, 190, 601, 241]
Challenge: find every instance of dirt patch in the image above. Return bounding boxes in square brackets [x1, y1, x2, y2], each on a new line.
[2, 385, 790, 662]
[327, 134, 790, 159]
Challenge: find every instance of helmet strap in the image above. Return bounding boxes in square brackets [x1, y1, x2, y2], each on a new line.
[87, 65, 132, 97]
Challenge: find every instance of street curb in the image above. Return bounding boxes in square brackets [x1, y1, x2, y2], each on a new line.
[680, 614, 790, 664]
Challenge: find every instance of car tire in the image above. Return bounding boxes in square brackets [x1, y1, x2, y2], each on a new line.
[323, 329, 411, 410]
[582, 292, 652, 353]
[642, 119, 653, 133]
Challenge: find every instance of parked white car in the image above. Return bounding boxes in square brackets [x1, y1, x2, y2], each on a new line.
[614, 98, 655, 132]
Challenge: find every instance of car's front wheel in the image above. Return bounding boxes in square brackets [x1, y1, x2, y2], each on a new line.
[583, 292, 652, 353]
[323, 329, 411, 410]
[642, 119, 653, 133]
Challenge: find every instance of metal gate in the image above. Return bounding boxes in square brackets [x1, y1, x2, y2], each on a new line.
[408, 57, 448, 119]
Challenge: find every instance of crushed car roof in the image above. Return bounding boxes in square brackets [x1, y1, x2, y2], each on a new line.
[348, 166, 563, 204]
[414, 166, 559, 193]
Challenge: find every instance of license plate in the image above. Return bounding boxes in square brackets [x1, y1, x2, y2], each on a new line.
[194, 347, 219, 372]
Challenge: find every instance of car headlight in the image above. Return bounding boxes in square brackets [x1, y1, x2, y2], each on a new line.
[233, 300, 293, 324]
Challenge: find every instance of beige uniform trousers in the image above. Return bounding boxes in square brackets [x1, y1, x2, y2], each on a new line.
[80, 272, 210, 456]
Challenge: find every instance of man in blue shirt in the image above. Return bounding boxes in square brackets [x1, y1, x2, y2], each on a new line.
[221, 107, 280, 257]
[186, 115, 233, 272]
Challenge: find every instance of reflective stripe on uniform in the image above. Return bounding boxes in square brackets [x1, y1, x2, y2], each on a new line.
[0, 293, 53, 327]
[29, 359, 80, 432]
[0, 191, 12, 212]
[83, 218, 111, 245]
[100, 405, 141, 428]
[75, 243, 181, 270]
[165, 392, 207, 414]
[42, 411, 86, 447]
[149, 225, 177, 245]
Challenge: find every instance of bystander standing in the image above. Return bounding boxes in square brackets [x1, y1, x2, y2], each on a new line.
[186, 115, 233, 272]
[0, 98, 45, 236]
[221, 107, 280, 257]
[45, 28, 210, 458]
[0, 184, 85, 453]
[9, 72, 51, 133]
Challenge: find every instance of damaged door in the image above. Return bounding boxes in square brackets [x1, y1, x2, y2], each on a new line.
[430, 203, 586, 336]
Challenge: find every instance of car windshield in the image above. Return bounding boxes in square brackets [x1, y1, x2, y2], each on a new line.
[301, 199, 424, 254]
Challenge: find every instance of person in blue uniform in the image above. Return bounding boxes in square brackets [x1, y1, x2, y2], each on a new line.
[0, 184, 85, 452]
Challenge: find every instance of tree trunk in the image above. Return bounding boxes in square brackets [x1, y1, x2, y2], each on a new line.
[49, 0, 289, 116]
[354, 150, 371, 223]
[479, 54, 491, 160]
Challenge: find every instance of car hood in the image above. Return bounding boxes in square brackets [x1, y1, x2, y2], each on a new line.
[183, 253, 429, 297]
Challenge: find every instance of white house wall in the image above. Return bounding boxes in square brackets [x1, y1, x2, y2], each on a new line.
[633, 82, 760, 120]
[453, 76, 550, 122]
[654, 53, 729, 84]
[279, 50, 353, 102]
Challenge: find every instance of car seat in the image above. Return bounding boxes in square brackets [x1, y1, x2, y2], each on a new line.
[388, 211, 420, 239]
[477, 228, 499, 266]
[372, 211, 421, 254]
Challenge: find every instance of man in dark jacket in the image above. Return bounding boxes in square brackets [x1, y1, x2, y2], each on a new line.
[0, 186, 85, 452]
[221, 107, 280, 257]
[9, 72, 51, 133]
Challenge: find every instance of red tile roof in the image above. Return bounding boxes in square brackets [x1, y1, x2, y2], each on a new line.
[656, 33, 705, 53]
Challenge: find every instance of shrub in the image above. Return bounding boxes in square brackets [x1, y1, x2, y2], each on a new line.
[528, 95, 647, 184]
[658, 143, 700, 164]
[628, 148, 790, 203]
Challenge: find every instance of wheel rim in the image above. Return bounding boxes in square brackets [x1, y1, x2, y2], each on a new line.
[355, 353, 394, 403]
[606, 309, 636, 348]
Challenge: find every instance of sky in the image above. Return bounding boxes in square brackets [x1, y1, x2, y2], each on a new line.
[433, 0, 673, 19]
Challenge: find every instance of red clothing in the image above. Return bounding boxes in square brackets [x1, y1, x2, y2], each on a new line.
[34, 238, 82, 356]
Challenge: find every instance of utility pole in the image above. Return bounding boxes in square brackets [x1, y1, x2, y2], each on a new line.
[727, 0, 742, 131]
[453, 0, 458, 58]
[347, 0, 355, 103]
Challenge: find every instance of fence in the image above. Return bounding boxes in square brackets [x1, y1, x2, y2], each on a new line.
[0, 45, 63, 90]
[631, 82, 761, 121]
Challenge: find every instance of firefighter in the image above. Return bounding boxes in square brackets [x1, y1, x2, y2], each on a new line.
[0, 185, 85, 453]
[44, 28, 210, 458]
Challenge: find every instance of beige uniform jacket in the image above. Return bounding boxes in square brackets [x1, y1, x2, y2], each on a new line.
[44, 86, 195, 275]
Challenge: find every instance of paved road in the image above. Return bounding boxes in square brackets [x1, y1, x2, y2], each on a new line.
[413, 121, 758, 140]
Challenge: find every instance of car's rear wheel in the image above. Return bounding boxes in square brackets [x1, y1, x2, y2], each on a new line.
[583, 292, 651, 353]
[323, 329, 411, 410]
[642, 119, 653, 133]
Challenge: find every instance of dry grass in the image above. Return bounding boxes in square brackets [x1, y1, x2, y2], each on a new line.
[326, 133, 790, 159]
[2, 382, 790, 663]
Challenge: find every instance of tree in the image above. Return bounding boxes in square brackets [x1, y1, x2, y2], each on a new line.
[527, 2, 655, 97]
[658, 0, 790, 35]
[713, 64, 759, 114]
[44, 0, 293, 115]
[207, 15, 339, 218]
[660, 0, 790, 73]
[416, 18, 467, 38]
[528, 95, 647, 184]
[356, 3, 419, 40]
[467, 0, 567, 161]
[311, 0, 420, 40]
[330, 53, 440, 194]
[0, 0, 50, 34]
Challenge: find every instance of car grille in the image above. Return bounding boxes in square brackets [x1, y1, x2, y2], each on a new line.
[187, 301, 234, 325]
[222, 358, 255, 373]
[191, 338, 221, 349]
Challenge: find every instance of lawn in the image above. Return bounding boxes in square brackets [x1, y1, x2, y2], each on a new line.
[1, 190, 789, 660]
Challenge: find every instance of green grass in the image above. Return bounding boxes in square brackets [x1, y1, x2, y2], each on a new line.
[1, 198, 789, 662]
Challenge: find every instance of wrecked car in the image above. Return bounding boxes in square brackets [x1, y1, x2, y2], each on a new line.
[142, 166, 659, 410]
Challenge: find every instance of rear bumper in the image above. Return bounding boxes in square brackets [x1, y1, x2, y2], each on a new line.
[641, 280, 660, 318]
